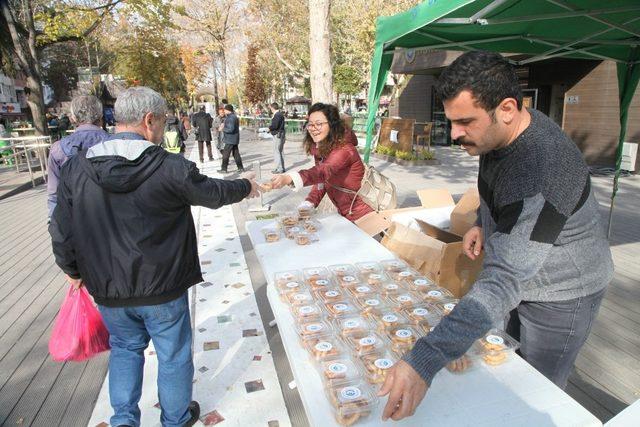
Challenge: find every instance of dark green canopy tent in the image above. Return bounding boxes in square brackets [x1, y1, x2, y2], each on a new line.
[364, 0, 640, 234]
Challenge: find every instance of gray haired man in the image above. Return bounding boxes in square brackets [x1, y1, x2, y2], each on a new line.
[47, 94, 108, 219]
[49, 87, 260, 427]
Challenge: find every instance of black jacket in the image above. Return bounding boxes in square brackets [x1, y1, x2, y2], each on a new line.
[222, 112, 240, 145]
[269, 110, 285, 136]
[191, 111, 213, 141]
[49, 134, 252, 307]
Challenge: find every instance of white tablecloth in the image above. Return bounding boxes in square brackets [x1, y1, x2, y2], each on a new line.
[246, 214, 601, 427]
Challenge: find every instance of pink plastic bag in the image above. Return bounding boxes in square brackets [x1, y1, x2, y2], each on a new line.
[49, 285, 110, 362]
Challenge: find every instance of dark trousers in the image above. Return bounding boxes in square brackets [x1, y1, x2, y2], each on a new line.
[272, 133, 285, 172]
[221, 144, 243, 171]
[198, 140, 213, 161]
[505, 288, 605, 389]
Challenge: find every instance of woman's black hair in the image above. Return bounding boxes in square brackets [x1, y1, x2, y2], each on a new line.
[303, 102, 345, 157]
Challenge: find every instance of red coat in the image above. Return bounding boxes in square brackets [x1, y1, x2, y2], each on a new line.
[344, 129, 358, 146]
[298, 143, 373, 222]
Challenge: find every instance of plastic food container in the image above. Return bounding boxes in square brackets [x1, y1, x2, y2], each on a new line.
[298, 205, 314, 220]
[358, 350, 398, 385]
[353, 295, 388, 319]
[292, 303, 322, 323]
[386, 325, 419, 356]
[317, 358, 363, 388]
[326, 382, 377, 426]
[296, 319, 333, 344]
[406, 276, 436, 293]
[336, 274, 361, 288]
[322, 300, 359, 319]
[284, 225, 303, 240]
[303, 267, 334, 290]
[304, 336, 347, 362]
[389, 268, 419, 283]
[274, 270, 303, 287]
[276, 280, 306, 301]
[280, 211, 299, 227]
[386, 292, 421, 310]
[371, 311, 409, 334]
[361, 272, 388, 287]
[446, 354, 476, 374]
[285, 289, 315, 307]
[258, 181, 273, 192]
[302, 219, 322, 233]
[261, 226, 281, 243]
[380, 259, 409, 273]
[294, 231, 319, 245]
[400, 304, 442, 335]
[344, 331, 387, 357]
[379, 282, 406, 298]
[316, 288, 348, 303]
[437, 299, 460, 315]
[354, 262, 383, 274]
[334, 315, 374, 339]
[422, 287, 455, 303]
[347, 284, 376, 299]
[328, 264, 358, 278]
[470, 329, 520, 366]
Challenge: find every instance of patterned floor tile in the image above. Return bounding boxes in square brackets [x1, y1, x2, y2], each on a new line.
[245, 379, 265, 393]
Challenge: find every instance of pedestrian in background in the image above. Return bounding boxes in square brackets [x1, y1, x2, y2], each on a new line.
[217, 104, 244, 173]
[191, 105, 214, 163]
[269, 102, 286, 173]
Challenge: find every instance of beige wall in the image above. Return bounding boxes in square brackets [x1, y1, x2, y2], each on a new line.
[563, 61, 640, 170]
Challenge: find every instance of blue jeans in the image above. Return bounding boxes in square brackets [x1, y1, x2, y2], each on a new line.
[505, 288, 605, 389]
[272, 133, 285, 172]
[98, 293, 194, 427]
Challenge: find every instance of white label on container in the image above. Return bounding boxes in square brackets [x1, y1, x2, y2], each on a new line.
[374, 358, 393, 370]
[299, 306, 316, 315]
[382, 314, 398, 323]
[486, 334, 505, 346]
[343, 276, 356, 282]
[286, 282, 300, 289]
[365, 299, 380, 306]
[398, 295, 412, 303]
[370, 274, 383, 280]
[308, 269, 320, 275]
[333, 303, 349, 312]
[325, 291, 340, 298]
[344, 319, 359, 329]
[281, 273, 293, 280]
[328, 362, 348, 374]
[362, 263, 376, 270]
[315, 342, 333, 352]
[390, 262, 402, 268]
[396, 329, 413, 339]
[385, 284, 399, 290]
[356, 286, 371, 293]
[294, 293, 309, 301]
[289, 227, 301, 233]
[359, 336, 377, 346]
[427, 290, 442, 298]
[315, 279, 329, 286]
[399, 271, 412, 277]
[341, 386, 362, 400]
[414, 279, 428, 286]
[306, 323, 323, 332]
[413, 308, 429, 317]
[444, 303, 456, 311]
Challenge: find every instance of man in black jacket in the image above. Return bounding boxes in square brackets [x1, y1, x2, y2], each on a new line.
[191, 105, 214, 163]
[217, 104, 244, 173]
[49, 87, 259, 427]
[268, 102, 286, 173]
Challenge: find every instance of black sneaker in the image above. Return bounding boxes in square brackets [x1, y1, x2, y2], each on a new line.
[183, 401, 200, 427]
[237, 168, 245, 172]
[216, 169, 228, 174]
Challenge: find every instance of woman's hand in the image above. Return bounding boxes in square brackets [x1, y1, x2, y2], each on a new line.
[271, 174, 293, 189]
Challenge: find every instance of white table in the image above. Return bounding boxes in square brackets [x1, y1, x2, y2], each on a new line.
[246, 214, 602, 427]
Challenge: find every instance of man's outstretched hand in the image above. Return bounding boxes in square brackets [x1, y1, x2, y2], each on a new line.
[378, 360, 428, 421]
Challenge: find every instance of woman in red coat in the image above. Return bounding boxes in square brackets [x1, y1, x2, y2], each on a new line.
[271, 103, 373, 222]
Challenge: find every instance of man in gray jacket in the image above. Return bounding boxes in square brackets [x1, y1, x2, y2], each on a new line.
[378, 50, 613, 421]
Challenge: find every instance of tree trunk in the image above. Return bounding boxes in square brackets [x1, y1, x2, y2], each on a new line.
[220, 48, 229, 101]
[26, 75, 47, 135]
[211, 54, 220, 107]
[308, 0, 333, 104]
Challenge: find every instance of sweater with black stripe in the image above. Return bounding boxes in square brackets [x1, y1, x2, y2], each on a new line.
[404, 108, 613, 384]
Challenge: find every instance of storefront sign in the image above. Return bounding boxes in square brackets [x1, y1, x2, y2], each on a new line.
[0, 103, 21, 114]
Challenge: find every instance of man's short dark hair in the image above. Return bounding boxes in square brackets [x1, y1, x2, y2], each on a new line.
[436, 50, 523, 111]
[270, 102, 279, 110]
[224, 104, 234, 112]
[199, 105, 205, 111]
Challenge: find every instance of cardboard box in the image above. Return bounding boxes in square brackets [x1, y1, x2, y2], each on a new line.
[380, 188, 483, 297]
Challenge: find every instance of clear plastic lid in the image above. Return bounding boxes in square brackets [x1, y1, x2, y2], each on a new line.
[400, 304, 442, 333]
[303, 267, 334, 290]
[302, 219, 322, 233]
[260, 226, 281, 243]
[336, 274, 361, 288]
[422, 287, 455, 303]
[326, 381, 377, 425]
[307, 277, 334, 291]
[389, 268, 419, 283]
[386, 325, 419, 356]
[276, 280, 306, 301]
[470, 329, 520, 365]
[328, 264, 358, 278]
[317, 358, 363, 388]
[284, 225, 303, 239]
[322, 300, 359, 319]
[353, 295, 388, 319]
[354, 261, 383, 274]
[358, 349, 399, 385]
[315, 288, 348, 303]
[294, 231, 319, 246]
[347, 284, 376, 299]
[304, 336, 347, 362]
[284, 289, 315, 306]
[334, 315, 374, 339]
[407, 276, 436, 292]
[297, 205, 314, 220]
[361, 272, 389, 287]
[296, 319, 332, 342]
[292, 303, 322, 323]
[379, 281, 406, 297]
[380, 259, 409, 273]
[386, 291, 421, 309]
[371, 311, 409, 333]
[280, 211, 300, 227]
[274, 270, 303, 286]
[437, 299, 460, 315]
[344, 331, 388, 356]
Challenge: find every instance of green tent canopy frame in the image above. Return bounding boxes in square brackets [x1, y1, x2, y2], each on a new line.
[364, 0, 640, 236]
